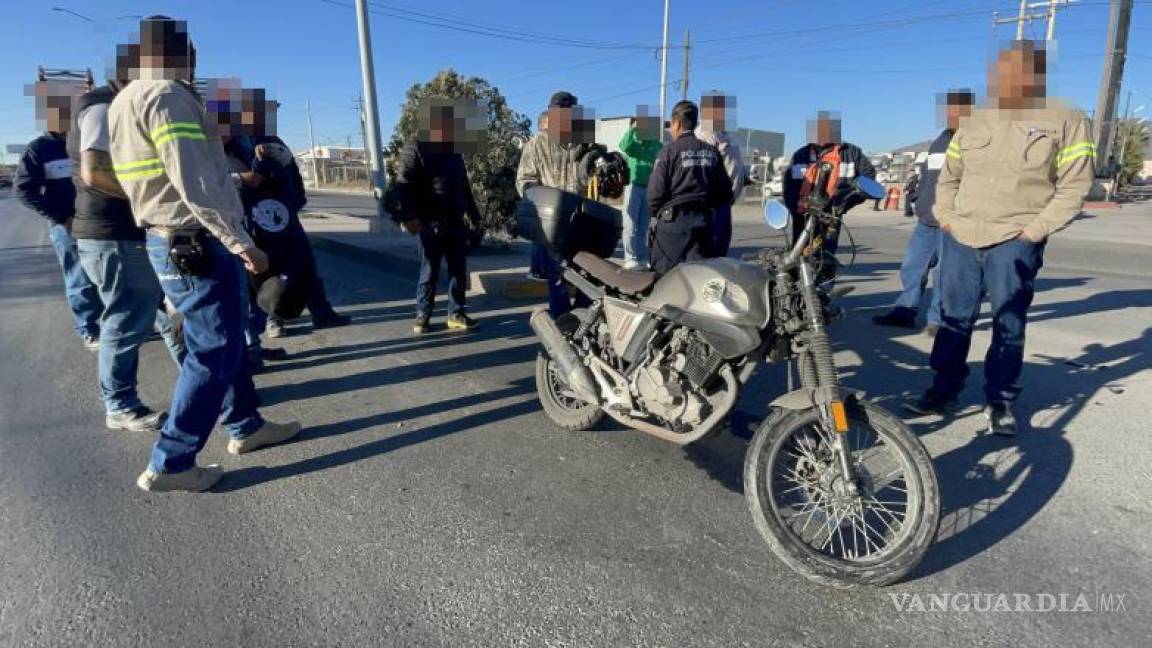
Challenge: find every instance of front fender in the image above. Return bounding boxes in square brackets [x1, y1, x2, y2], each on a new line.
[770, 387, 866, 411]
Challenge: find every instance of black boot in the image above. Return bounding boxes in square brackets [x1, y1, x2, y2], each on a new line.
[873, 307, 918, 329]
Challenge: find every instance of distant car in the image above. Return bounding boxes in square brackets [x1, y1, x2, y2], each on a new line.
[0, 175, 12, 189]
[761, 175, 783, 197]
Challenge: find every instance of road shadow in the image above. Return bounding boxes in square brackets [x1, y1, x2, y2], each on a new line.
[216, 378, 538, 492]
[259, 340, 538, 407]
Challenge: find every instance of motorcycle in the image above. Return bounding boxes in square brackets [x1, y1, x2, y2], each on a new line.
[519, 165, 940, 588]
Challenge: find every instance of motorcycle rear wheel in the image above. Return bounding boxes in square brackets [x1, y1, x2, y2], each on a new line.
[743, 401, 939, 588]
[534, 311, 605, 432]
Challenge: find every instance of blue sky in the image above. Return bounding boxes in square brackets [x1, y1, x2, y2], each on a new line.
[1, 0, 1149, 162]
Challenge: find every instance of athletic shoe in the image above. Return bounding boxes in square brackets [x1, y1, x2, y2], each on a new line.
[226, 420, 302, 455]
[904, 391, 958, 416]
[265, 319, 286, 339]
[137, 464, 223, 493]
[872, 307, 918, 330]
[83, 335, 100, 351]
[106, 407, 165, 432]
[446, 313, 478, 331]
[985, 403, 1018, 437]
[413, 315, 430, 335]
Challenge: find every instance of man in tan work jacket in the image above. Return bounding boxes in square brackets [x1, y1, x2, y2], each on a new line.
[110, 16, 300, 492]
[905, 40, 1094, 436]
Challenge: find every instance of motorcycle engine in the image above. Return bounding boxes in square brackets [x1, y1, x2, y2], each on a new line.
[631, 330, 721, 430]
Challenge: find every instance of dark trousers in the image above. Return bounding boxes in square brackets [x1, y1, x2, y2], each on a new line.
[928, 232, 1046, 405]
[286, 220, 338, 321]
[710, 204, 733, 257]
[650, 211, 716, 274]
[416, 224, 467, 317]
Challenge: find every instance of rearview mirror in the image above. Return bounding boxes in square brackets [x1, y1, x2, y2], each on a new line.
[763, 199, 790, 230]
[855, 176, 886, 200]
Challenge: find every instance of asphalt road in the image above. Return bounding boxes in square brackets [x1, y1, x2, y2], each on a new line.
[1, 192, 1149, 647]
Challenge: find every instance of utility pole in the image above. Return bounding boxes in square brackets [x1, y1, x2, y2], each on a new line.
[353, 0, 388, 223]
[680, 29, 690, 101]
[993, 0, 1073, 40]
[305, 99, 320, 189]
[658, 0, 670, 141]
[1094, 0, 1134, 174]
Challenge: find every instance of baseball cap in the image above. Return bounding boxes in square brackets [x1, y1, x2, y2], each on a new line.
[549, 91, 578, 108]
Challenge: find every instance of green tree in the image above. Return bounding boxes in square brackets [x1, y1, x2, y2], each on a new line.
[388, 69, 531, 238]
[1114, 118, 1150, 188]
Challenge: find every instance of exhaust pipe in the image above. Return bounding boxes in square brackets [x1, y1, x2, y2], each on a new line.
[529, 308, 600, 405]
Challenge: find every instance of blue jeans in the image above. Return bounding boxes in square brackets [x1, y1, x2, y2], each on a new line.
[78, 239, 186, 414]
[145, 234, 264, 474]
[621, 184, 651, 267]
[530, 243, 549, 276]
[928, 232, 1046, 405]
[541, 251, 590, 318]
[893, 222, 943, 326]
[710, 204, 733, 257]
[48, 223, 103, 338]
[416, 224, 466, 317]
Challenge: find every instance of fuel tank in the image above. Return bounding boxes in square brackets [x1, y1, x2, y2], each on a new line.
[642, 258, 771, 330]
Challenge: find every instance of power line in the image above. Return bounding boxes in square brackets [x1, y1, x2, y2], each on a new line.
[318, 0, 666, 50]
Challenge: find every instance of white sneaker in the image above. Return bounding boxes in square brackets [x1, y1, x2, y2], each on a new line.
[226, 420, 302, 455]
[137, 464, 223, 492]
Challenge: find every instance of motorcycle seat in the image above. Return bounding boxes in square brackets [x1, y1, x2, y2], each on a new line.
[572, 252, 657, 295]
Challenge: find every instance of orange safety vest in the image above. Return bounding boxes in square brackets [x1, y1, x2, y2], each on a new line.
[798, 144, 842, 213]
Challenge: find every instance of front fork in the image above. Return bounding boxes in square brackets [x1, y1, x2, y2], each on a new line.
[796, 260, 860, 496]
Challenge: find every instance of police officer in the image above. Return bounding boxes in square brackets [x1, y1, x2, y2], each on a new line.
[70, 42, 185, 432]
[646, 100, 733, 274]
[109, 16, 300, 492]
[905, 41, 1095, 436]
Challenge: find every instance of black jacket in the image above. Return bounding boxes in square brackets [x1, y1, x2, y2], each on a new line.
[647, 132, 733, 216]
[782, 141, 875, 216]
[394, 140, 481, 228]
[67, 84, 139, 240]
[15, 133, 74, 224]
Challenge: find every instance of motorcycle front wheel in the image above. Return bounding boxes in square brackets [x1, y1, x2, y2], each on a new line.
[743, 401, 939, 588]
[534, 311, 605, 432]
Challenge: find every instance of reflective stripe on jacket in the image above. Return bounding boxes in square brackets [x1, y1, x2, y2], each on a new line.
[108, 80, 254, 253]
[935, 104, 1094, 247]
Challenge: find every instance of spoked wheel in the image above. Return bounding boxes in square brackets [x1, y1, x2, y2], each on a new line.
[744, 401, 939, 588]
[534, 311, 604, 431]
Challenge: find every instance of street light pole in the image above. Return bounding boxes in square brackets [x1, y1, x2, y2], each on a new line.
[658, 0, 670, 141]
[353, 0, 388, 223]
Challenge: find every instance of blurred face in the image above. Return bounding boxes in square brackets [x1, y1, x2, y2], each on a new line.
[633, 105, 659, 140]
[991, 48, 1046, 107]
[26, 80, 83, 134]
[946, 101, 973, 131]
[701, 93, 735, 132]
[546, 106, 594, 145]
[809, 115, 842, 144]
[418, 99, 486, 154]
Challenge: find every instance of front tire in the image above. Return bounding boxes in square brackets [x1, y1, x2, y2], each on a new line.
[743, 401, 940, 588]
[534, 312, 604, 431]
